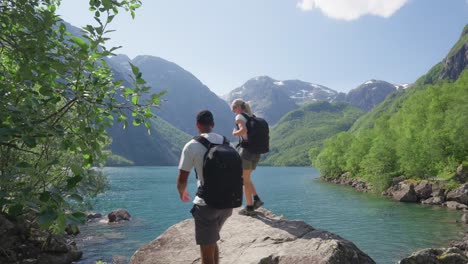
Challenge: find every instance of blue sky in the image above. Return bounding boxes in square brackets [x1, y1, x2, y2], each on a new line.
[58, 0, 468, 95]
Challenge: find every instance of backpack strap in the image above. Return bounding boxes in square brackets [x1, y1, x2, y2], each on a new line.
[240, 113, 251, 121]
[194, 135, 230, 147]
[192, 136, 212, 180]
[193, 135, 211, 150]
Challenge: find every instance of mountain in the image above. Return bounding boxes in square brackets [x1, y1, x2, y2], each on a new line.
[344, 80, 398, 112]
[107, 117, 191, 165]
[440, 24, 468, 81]
[124, 55, 234, 138]
[313, 24, 468, 192]
[223, 76, 341, 125]
[262, 101, 364, 166]
[103, 55, 192, 165]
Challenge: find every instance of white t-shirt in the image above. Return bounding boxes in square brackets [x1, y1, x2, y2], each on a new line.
[178, 132, 225, 206]
[235, 113, 251, 141]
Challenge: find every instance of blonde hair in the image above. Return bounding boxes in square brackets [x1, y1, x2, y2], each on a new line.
[231, 98, 253, 115]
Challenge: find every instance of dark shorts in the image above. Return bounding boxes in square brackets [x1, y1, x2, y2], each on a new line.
[190, 205, 232, 245]
[237, 147, 261, 170]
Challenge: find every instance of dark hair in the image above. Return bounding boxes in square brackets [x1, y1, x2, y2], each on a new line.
[196, 110, 214, 126]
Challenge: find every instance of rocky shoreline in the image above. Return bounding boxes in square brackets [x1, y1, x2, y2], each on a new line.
[322, 168, 468, 263]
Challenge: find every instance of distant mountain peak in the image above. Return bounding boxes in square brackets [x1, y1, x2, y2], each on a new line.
[224, 76, 340, 125]
[345, 80, 398, 112]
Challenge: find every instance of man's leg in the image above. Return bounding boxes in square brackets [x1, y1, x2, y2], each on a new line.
[200, 243, 217, 264]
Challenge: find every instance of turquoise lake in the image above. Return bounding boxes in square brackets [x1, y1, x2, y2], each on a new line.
[75, 166, 466, 264]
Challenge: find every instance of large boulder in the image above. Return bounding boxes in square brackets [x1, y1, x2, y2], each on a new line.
[443, 201, 468, 210]
[421, 196, 444, 205]
[108, 209, 131, 223]
[390, 181, 418, 202]
[414, 180, 433, 200]
[130, 208, 375, 264]
[446, 183, 468, 205]
[398, 247, 468, 264]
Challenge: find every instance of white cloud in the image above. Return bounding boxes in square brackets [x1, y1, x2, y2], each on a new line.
[296, 0, 409, 21]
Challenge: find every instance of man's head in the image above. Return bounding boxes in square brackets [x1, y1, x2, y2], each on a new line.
[196, 110, 214, 133]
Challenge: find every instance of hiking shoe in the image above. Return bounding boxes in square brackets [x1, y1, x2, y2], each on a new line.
[238, 207, 256, 216]
[253, 199, 264, 210]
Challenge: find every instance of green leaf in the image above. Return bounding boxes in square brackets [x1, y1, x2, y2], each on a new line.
[130, 63, 139, 76]
[67, 175, 83, 189]
[24, 137, 37, 148]
[71, 36, 89, 50]
[39, 192, 51, 202]
[7, 204, 23, 217]
[131, 96, 139, 105]
[16, 161, 32, 168]
[39, 86, 53, 96]
[70, 164, 84, 176]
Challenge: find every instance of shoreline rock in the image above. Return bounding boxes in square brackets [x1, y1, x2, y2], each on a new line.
[130, 208, 376, 264]
[322, 174, 468, 263]
[0, 214, 82, 264]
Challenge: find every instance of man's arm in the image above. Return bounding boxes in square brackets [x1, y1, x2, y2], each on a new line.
[177, 169, 190, 200]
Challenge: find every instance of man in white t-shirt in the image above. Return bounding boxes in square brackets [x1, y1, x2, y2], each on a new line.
[177, 110, 233, 264]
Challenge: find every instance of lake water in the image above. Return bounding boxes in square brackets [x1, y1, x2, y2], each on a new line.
[75, 166, 466, 264]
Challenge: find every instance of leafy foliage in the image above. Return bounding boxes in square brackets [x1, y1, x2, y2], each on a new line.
[0, 0, 162, 233]
[262, 101, 363, 166]
[314, 71, 468, 192]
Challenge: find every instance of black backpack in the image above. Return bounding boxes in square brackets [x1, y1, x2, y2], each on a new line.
[240, 113, 270, 154]
[194, 136, 243, 209]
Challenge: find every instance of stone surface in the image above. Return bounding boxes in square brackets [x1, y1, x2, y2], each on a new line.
[444, 201, 468, 210]
[446, 184, 468, 205]
[391, 182, 418, 202]
[130, 208, 375, 264]
[421, 196, 444, 205]
[414, 180, 433, 200]
[108, 209, 131, 223]
[398, 247, 468, 264]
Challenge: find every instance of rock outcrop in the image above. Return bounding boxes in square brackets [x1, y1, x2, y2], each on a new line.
[323, 173, 371, 193]
[108, 209, 131, 223]
[130, 208, 375, 264]
[398, 247, 468, 264]
[0, 214, 82, 264]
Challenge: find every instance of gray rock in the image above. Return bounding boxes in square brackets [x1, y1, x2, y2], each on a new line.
[392, 182, 418, 202]
[450, 232, 468, 250]
[461, 213, 468, 224]
[108, 209, 131, 223]
[414, 180, 433, 200]
[399, 247, 468, 264]
[87, 213, 103, 221]
[421, 196, 444, 205]
[443, 201, 468, 210]
[446, 183, 468, 205]
[130, 208, 375, 264]
[431, 184, 446, 197]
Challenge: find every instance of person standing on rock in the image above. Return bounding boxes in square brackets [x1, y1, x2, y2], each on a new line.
[231, 99, 269, 216]
[177, 110, 243, 264]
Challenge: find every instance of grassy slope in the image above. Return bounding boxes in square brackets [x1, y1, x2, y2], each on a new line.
[263, 101, 363, 166]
